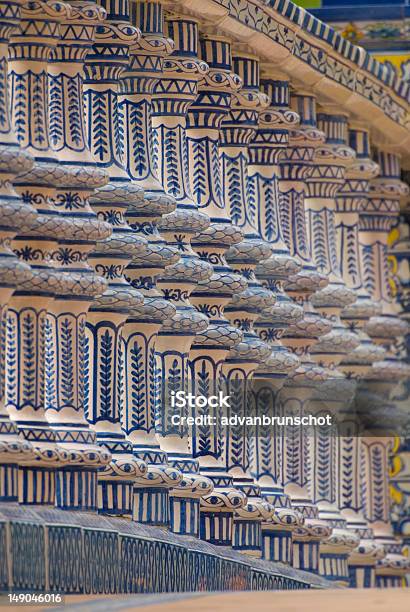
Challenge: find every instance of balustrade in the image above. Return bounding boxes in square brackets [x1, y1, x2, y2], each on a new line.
[82, 0, 148, 516]
[358, 148, 410, 587]
[272, 85, 333, 574]
[0, 0, 407, 593]
[152, 13, 214, 537]
[118, 0, 182, 527]
[186, 32, 249, 547]
[334, 123, 386, 588]
[246, 70, 304, 564]
[0, 0, 35, 503]
[219, 50, 276, 556]
[302, 103, 361, 584]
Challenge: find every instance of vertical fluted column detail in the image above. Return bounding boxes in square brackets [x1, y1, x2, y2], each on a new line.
[337, 125, 385, 378]
[388, 203, 410, 579]
[279, 90, 331, 355]
[246, 72, 303, 564]
[361, 434, 410, 586]
[0, 0, 35, 502]
[186, 33, 247, 546]
[218, 50, 276, 556]
[304, 108, 359, 365]
[118, 0, 182, 527]
[6, 0, 79, 506]
[82, 0, 148, 516]
[299, 105, 362, 583]
[358, 149, 410, 586]
[334, 124, 385, 588]
[360, 150, 409, 395]
[150, 14, 213, 537]
[362, 150, 409, 357]
[44, 0, 113, 511]
[255, 85, 331, 574]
